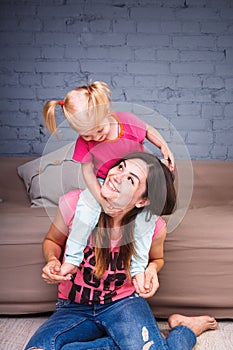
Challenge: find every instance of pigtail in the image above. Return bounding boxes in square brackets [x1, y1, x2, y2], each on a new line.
[85, 81, 112, 124]
[43, 100, 61, 137]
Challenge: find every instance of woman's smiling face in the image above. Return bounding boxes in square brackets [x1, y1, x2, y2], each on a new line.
[101, 158, 149, 211]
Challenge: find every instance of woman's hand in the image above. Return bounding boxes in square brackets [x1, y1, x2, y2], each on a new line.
[137, 261, 160, 299]
[42, 258, 70, 284]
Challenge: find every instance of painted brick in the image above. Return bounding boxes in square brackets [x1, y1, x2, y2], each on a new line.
[35, 32, 78, 46]
[127, 62, 169, 75]
[0, 0, 232, 160]
[228, 146, 233, 159]
[213, 119, 233, 130]
[81, 33, 125, 46]
[182, 22, 200, 33]
[212, 90, 233, 103]
[19, 17, 42, 32]
[125, 88, 157, 101]
[202, 104, 223, 118]
[130, 7, 175, 20]
[35, 62, 80, 73]
[113, 19, 136, 33]
[0, 126, 18, 139]
[137, 21, 161, 33]
[161, 21, 182, 33]
[225, 49, 233, 64]
[178, 103, 201, 116]
[0, 87, 35, 99]
[19, 127, 40, 140]
[186, 144, 211, 159]
[215, 64, 233, 76]
[217, 36, 233, 47]
[0, 73, 18, 86]
[127, 34, 169, 47]
[203, 77, 225, 89]
[81, 60, 125, 74]
[157, 49, 179, 61]
[187, 131, 214, 144]
[3, 62, 35, 73]
[134, 48, 156, 60]
[171, 62, 214, 74]
[220, 8, 233, 19]
[179, 50, 224, 62]
[224, 104, 233, 118]
[112, 75, 134, 87]
[172, 35, 215, 48]
[0, 140, 31, 154]
[201, 22, 229, 34]
[215, 131, 233, 145]
[171, 117, 209, 131]
[41, 47, 65, 59]
[43, 18, 68, 32]
[177, 76, 202, 88]
[36, 87, 68, 100]
[175, 8, 220, 20]
[19, 74, 41, 87]
[210, 144, 228, 159]
[0, 32, 32, 45]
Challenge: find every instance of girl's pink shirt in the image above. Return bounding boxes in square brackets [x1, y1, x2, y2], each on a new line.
[72, 112, 147, 179]
[58, 190, 166, 305]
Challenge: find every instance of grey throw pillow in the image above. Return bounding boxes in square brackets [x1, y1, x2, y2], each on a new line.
[17, 142, 86, 207]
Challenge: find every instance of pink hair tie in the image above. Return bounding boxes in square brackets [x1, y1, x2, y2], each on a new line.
[87, 87, 91, 94]
[58, 100, 64, 106]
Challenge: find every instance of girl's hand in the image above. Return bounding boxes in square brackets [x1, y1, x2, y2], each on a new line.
[42, 258, 69, 284]
[161, 146, 175, 172]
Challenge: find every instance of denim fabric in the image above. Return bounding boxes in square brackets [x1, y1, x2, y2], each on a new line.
[25, 294, 196, 350]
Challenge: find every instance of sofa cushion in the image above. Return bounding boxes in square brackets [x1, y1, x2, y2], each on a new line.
[17, 143, 86, 207]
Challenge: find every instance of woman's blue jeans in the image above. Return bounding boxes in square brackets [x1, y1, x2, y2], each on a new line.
[25, 293, 196, 350]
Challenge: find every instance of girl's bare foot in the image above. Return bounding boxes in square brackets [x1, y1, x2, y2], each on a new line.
[168, 314, 218, 337]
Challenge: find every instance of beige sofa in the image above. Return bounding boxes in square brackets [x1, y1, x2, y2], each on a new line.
[0, 153, 233, 318]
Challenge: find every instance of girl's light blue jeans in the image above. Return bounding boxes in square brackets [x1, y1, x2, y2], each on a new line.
[25, 293, 196, 350]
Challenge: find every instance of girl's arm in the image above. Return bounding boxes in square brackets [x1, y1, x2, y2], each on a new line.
[82, 162, 123, 215]
[146, 124, 174, 171]
[82, 162, 103, 203]
[139, 226, 166, 299]
[42, 209, 70, 284]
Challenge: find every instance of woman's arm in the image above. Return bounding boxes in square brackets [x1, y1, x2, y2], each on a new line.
[42, 209, 70, 284]
[139, 226, 166, 299]
[146, 124, 174, 171]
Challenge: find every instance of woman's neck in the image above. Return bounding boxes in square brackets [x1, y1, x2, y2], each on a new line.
[110, 216, 122, 239]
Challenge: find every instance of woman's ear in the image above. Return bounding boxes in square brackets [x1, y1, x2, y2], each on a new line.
[135, 198, 150, 208]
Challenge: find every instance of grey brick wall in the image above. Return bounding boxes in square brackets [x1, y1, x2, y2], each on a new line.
[0, 0, 233, 159]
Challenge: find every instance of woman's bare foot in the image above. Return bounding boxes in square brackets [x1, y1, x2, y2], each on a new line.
[168, 314, 218, 337]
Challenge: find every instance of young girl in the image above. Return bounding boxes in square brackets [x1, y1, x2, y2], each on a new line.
[43, 81, 174, 293]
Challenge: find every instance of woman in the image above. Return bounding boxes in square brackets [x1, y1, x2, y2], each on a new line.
[25, 152, 217, 350]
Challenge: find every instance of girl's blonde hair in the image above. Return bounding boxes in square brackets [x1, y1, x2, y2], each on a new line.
[43, 81, 111, 137]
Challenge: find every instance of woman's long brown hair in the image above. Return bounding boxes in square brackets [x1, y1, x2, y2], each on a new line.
[93, 152, 176, 279]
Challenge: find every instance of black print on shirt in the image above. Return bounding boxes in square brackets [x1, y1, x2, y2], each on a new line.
[68, 247, 127, 304]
